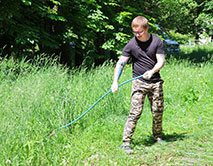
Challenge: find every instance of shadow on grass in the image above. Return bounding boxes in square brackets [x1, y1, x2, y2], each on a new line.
[167, 46, 213, 64]
[133, 132, 187, 147]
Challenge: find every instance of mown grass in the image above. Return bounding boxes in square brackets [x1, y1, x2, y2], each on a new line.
[0, 45, 213, 165]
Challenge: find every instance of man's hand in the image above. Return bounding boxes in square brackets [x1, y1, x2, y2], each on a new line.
[111, 81, 118, 93]
[143, 70, 155, 79]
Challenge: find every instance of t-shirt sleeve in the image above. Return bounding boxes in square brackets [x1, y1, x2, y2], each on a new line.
[156, 39, 165, 54]
[122, 42, 132, 57]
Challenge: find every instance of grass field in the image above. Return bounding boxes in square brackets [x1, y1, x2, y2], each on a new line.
[0, 45, 213, 165]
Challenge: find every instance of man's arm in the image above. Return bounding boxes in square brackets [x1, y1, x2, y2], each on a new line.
[143, 54, 165, 79]
[111, 56, 130, 93]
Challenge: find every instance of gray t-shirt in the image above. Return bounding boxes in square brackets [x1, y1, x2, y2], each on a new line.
[122, 34, 165, 83]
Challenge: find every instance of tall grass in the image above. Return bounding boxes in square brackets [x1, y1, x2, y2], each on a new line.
[0, 46, 213, 165]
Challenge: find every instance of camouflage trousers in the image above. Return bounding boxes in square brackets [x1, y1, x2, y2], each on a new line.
[123, 79, 164, 146]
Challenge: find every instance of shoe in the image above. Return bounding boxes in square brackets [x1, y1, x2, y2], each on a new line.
[120, 145, 134, 154]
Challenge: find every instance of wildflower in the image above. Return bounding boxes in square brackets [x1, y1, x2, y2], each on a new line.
[6, 160, 11, 164]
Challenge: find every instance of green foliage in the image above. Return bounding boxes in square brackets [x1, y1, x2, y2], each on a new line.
[182, 87, 199, 103]
[22, 0, 32, 6]
[147, 0, 213, 38]
[169, 30, 194, 45]
[0, 0, 154, 66]
[195, 0, 213, 36]
[0, 0, 212, 67]
[87, 9, 109, 32]
[0, 0, 67, 56]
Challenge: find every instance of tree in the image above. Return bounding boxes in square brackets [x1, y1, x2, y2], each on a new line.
[144, 0, 213, 40]
[3, 0, 211, 67]
[195, 0, 213, 39]
[0, 0, 66, 56]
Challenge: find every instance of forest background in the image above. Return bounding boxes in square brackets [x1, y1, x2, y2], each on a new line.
[0, 0, 212, 66]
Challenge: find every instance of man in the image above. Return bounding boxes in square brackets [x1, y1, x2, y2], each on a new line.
[111, 16, 165, 154]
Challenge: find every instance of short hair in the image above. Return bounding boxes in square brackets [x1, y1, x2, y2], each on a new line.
[131, 16, 149, 29]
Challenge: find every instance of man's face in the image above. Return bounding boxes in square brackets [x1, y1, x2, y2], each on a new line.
[132, 26, 148, 40]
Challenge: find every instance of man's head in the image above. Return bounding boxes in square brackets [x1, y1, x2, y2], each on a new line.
[131, 16, 149, 41]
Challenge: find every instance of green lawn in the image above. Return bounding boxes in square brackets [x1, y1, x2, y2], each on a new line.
[0, 45, 213, 165]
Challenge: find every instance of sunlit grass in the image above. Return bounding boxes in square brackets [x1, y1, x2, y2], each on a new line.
[0, 47, 212, 165]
